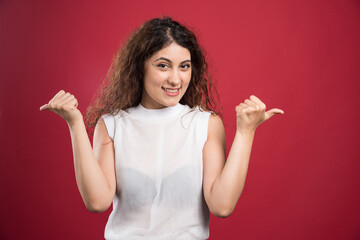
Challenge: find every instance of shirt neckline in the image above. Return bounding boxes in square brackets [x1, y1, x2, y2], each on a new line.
[129, 103, 186, 122]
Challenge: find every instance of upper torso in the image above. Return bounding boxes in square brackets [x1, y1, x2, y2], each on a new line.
[102, 103, 211, 240]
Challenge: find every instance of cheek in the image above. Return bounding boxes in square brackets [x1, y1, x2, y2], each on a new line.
[145, 70, 167, 87]
[182, 72, 192, 85]
[152, 71, 168, 85]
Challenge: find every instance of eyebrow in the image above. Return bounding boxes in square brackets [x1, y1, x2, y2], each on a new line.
[153, 57, 191, 64]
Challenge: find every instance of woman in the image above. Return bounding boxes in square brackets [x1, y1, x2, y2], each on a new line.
[40, 17, 284, 240]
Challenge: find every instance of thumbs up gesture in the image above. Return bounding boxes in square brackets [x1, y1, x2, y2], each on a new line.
[40, 90, 83, 126]
[235, 95, 284, 134]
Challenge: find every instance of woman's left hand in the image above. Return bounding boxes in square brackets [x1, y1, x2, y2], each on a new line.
[235, 95, 284, 134]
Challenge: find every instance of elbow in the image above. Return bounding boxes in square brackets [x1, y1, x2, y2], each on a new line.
[86, 205, 107, 213]
[210, 205, 234, 218]
[207, 195, 237, 218]
[84, 199, 112, 213]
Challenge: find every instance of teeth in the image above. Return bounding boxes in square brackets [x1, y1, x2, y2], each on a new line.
[163, 88, 179, 93]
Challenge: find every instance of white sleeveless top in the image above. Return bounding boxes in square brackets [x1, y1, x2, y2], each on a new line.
[101, 103, 211, 240]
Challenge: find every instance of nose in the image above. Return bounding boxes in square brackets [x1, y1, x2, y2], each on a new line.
[168, 69, 181, 86]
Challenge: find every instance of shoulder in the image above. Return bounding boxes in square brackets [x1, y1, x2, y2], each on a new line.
[102, 109, 128, 120]
[97, 111, 124, 141]
[208, 114, 225, 139]
[192, 108, 224, 143]
[188, 106, 222, 131]
[94, 117, 113, 144]
[188, 105, 213, 119]
[208, 113, 223, 126]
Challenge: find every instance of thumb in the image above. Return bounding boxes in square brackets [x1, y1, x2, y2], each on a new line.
[264, 108, 284, 121]
[39, 103, 49, 111]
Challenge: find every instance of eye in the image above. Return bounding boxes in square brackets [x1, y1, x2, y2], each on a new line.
[181, 64, 191, 70]
[157, 63, 169, 69]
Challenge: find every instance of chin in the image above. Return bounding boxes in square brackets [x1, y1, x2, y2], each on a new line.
[170, 97, 183, 105]
[167, 101, 179, 107]
[158, 97, 181, 108]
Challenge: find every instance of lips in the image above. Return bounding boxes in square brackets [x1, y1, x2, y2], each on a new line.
[162, 87, 180, 96]
[162, 87, 179, 92]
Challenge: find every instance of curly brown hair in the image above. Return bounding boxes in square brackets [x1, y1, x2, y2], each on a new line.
[85, 16, 220, 134]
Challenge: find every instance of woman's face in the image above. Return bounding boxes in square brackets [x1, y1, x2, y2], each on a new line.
[141, 42, 191, 109]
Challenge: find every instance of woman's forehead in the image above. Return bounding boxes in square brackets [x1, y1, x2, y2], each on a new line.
[150, 43, 191, 62]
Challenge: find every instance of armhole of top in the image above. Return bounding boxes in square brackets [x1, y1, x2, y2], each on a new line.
[101, 114, 115, 141]
[198, 110, 212, 147]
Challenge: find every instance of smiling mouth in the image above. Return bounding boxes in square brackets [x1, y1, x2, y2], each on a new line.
[162, 87, 180, 93]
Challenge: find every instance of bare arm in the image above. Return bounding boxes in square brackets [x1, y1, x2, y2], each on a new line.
[203, 95, 284, 218]
[40, 90, 116, 212]
[69, 118, 116, 212]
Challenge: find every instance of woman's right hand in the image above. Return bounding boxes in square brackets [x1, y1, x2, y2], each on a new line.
[40, 90, 83, 126]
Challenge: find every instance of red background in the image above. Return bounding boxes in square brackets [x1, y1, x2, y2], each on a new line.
[1, 0, 360, 239]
